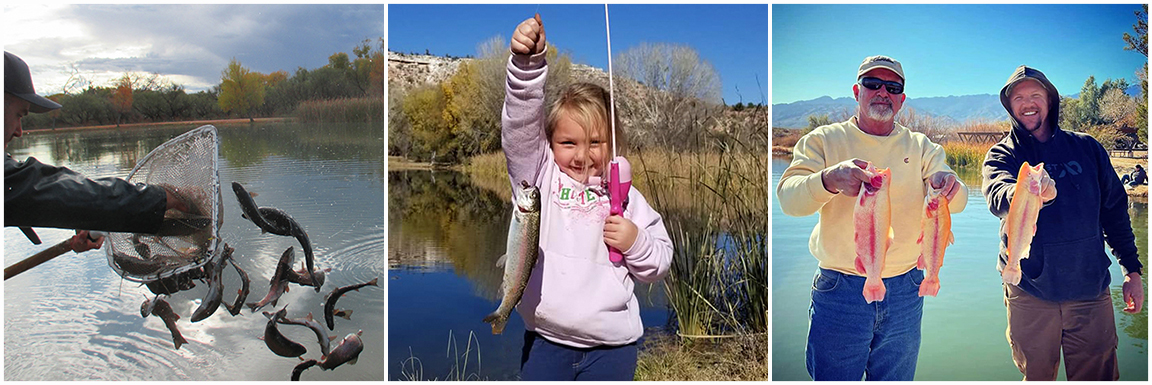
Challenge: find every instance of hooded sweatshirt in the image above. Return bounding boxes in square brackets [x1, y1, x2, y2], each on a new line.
[981, 65, 1141, 302]
[501, 49, 673, 348]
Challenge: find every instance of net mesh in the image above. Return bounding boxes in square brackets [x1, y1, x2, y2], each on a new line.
[105, 125, 222, 283]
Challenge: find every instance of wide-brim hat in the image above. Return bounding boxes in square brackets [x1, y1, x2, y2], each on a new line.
[5, 51, 62, 113]
[857, 55, 905, 83]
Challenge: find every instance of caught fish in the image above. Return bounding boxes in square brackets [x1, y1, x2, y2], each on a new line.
[263, 306, 307, 357]
[483, 181, 541, 334]
[916, 189, 953, 297]
[1004, 162, 1048, 286]
[248, 247, 295, 311]
[853, 164, 892, 304]
[323, 278, 379, 330]
[191, 245, 234, 322]
[332, 308, 353, 321]
[286, 262, 328, 289]
[223, 258, 251, 316]
[258, 208, 320, 291]
[291, 359, 319, 381]
[278, 312, 336, 359]
[318, 331, 364, 370]
[232, 182, 321, 291]
[141, 296, 188, 350]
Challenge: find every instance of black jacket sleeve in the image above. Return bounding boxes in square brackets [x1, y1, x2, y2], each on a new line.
[5, 155, 166, 233]
[982, 142, 1017, 219]
[1092, 144, 1142, 276]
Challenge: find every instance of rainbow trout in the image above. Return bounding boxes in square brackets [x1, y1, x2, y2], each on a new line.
[279, 312, 335, 359]
[191, 245, 234, 322]
[1004, 162, 1048, 286]
[140, 296, 188, 350]
[286, 262, 328, 289]
[853, 165, 892, 304]
[323, 277, 379, 330]
[223, 258, 251, 316]
[916, 189, 953, 297]
[319, 331, 364, 370]
[248, 247, 295, 311]
[483, 181, 541, 335]
[263, 306, 307, 357]
[232, 182, 320, 290]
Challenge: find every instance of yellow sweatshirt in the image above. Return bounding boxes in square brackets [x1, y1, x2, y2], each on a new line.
[777, 118, 969, 278]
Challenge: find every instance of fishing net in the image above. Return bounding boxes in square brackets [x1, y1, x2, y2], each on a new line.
[105, 125, 222, 284]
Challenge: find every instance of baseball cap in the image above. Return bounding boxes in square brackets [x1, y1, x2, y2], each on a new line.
[857, 55, 905, 83]
[5, 51, 62, 113]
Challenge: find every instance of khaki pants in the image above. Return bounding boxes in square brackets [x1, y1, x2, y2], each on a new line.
[1004, 284, 1119, 381]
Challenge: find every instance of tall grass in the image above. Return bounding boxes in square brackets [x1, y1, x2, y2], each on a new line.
[294, 96, 384, 123]
[942, 141, 993, 169]
[397, 330, 484, 381]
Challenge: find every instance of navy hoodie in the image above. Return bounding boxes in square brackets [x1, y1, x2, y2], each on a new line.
[981, 65, 1141, 302]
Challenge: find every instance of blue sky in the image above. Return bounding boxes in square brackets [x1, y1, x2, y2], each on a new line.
[773, 4, 1148, 103]
[389, 4, 770, 106]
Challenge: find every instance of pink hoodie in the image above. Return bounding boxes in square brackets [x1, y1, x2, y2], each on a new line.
[502, 50, 673, 348]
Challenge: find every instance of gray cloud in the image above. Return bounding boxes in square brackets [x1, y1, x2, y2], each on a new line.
[8, 4, 383, 92]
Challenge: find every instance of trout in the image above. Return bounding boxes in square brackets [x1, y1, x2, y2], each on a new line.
[1004, 162, 1048, 286]
[482, 181, 541, 334]
[318, 331, 364, 370]
[291, 359, 319, 381]
[232, 182, 320, 290]
[279, 312, 336, 359]
[223, 258, 251, 316]
[916, 189, 953, 297]
[248, 247, 295, 311]
[191, 245, 233, 322]
[263, 306, 307, 357]
[140, 296, 188, 350]
[323, 277, 379, 330]
[332, 308, 353, 321]
[286, 262, 328, 289]
[853, 165, 892, 304]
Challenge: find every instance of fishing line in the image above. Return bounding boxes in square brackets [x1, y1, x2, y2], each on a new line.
[604, 4, 617, 159]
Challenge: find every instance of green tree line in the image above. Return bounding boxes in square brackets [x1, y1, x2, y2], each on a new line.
[23, 38, 384, 130]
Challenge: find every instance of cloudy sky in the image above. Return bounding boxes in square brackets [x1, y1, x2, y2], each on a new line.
[4, 4, 384, 95]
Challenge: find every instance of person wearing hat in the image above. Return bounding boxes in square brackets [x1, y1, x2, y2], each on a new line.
[1120, 164, 1146, 187]
[777, 55, 968, 380]
[5, 51, 189, 253]
[981, 65, 1142, 381]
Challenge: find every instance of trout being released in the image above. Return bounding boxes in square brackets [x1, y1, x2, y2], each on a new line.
[482, 181, 541, 335]
[916, 189, 953, 297]
[1004, 162, 1048, 286]
[853, 164, 892, 304]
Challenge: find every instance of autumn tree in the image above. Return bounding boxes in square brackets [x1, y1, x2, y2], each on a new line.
[218, 58, 266, 122]
[110, 74, 133, 127]
[614, 43, 723, 150]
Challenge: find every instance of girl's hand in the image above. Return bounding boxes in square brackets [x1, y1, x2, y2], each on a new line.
[604, 215, 638, 253]
[70, 230, 104, 253]
[511, 13, 546, 55]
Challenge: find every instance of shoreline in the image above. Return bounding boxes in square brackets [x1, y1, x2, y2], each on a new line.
[23, 117, 293, 134]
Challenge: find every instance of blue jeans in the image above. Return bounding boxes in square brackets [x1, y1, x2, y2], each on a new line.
[806, 268, 924, 381]
[520, 331, 638, 380]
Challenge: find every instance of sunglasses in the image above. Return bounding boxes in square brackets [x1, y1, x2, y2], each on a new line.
[858, 77, 904, 95]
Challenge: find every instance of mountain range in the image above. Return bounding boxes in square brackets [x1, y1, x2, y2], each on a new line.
[772, 85, 1141, 129]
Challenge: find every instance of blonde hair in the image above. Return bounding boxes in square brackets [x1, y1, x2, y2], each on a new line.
[545, 83, 626, 176]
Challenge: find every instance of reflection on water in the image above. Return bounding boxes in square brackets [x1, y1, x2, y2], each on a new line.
[388, 170, 669, 380]
[4, 122, 385, 380]
[772, 156, 1147, 381]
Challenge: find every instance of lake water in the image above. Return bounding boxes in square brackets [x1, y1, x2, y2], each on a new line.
[771, 156, 1148, 381]
[3, 122, 385, 380]
[387, 170, 670, 380]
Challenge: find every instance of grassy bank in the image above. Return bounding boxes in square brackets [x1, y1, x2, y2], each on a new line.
[294, 96, 384, 123]
[22, 117, 291, 133]
[635, 332, 769, 380]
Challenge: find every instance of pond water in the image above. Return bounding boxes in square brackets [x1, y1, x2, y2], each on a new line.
[387, 170, 670, 380]
[772, 156, 1148, 381]
[3, 122, 385, 380]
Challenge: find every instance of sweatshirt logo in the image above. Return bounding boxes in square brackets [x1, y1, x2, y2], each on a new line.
[552, 179, 608, 213]
[1045, 161, 1083, 179]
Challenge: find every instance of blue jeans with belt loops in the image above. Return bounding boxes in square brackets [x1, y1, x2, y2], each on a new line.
[806, 268, 924, 381]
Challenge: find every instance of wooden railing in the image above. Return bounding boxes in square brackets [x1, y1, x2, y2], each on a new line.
[955, 131, 1009, 143]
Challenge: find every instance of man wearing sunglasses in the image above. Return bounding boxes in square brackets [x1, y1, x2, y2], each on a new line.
[777, 55, 968, 380]
[982, 65, 1141, 381]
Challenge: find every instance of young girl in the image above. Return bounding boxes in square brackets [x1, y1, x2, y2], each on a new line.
[503, 14, 673, 381]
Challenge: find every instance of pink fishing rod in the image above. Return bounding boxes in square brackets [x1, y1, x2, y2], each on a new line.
[605, 4, 629, 264]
